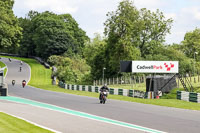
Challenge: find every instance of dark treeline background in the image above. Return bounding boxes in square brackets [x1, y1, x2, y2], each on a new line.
[1, 0, 200, 85]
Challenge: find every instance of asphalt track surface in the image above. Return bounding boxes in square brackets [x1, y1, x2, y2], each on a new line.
[1, 57, 200, 133]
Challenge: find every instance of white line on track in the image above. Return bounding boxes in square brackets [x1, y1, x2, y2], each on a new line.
[0, 111, 61, 133]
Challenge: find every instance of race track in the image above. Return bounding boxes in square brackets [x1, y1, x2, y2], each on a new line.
[0, 57, 200, 133]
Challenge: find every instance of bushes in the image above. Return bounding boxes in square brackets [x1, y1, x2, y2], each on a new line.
[48, 55, 91, 85]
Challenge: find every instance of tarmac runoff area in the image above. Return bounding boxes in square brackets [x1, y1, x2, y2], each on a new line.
[0, 96, 165, 133]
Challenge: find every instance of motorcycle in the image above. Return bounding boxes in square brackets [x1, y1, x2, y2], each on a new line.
[12, 80, 15, 86]
[100, 90, 108, 104]
[22, 80, 26, 88]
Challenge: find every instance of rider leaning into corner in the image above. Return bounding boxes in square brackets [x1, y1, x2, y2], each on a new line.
[99, 84, 109, 100]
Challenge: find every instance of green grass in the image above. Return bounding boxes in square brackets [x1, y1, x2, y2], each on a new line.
[161, 88, 184, 99]
[102, 76, 200, 92]
[1, 55, 200, 111]
[0, 56, 52, 86]
[0, 112, 53, 133]
[0, 61, 7, 76]
[177, 76, 200, 93]
[107, 83, 146, 91]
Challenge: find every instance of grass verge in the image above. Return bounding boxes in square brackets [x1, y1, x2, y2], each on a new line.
[0, 56, 51, 86]
[0, 61, 7, 76]
[0, 112, 53, 133]
[107, 84, 146, 91]
[1, 55, 200, 111]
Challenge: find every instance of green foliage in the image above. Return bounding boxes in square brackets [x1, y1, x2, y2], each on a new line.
[18, 11, 88, 59]
[161, 88, 184, 99]
[181, 28, 200, 59]
[145, 45, 193, 74]
[3, 56, 200, 111]
[103, 0, 173, 77]
[48, 55, 91, 84]
[170, 28, 200, 74]
[83, 34, 107, 79]
[104, 0, 141, 76]
[0, 61, 7, 76]
[59, 14, 89, 55]
[0, 0, 22, 53]
[18, 11, 39, 56]
[138, 8, 173, 57]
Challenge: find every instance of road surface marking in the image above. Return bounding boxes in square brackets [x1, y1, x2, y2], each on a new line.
[0, 96, 166, 133]
[0, 111, 61, 133]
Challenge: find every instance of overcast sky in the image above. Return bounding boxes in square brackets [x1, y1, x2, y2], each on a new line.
[13, 0, 200, 44]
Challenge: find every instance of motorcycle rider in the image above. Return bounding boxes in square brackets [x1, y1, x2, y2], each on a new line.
[22, 80, 26, 88]
[99, 84, 109, 100]
[12, 80, 15, 86]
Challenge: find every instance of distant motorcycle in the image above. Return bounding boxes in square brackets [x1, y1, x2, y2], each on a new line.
[12, 80, 15, 86]
[22, 80, 26, 88]
[100, 90, 108, 104]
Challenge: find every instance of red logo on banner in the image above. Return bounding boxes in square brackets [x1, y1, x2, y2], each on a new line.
[164, 63, 174, 71]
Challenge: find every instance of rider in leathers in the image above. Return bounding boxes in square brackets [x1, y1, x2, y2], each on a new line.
[99, 84, 109, 100]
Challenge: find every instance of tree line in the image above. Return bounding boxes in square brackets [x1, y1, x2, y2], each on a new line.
[0, 0, 200, 84]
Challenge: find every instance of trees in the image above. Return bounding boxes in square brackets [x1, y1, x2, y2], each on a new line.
[104, 0, 141, 75]
[31, 11, 74, 59]
[181, 28, 200, 60]
[139, 8, 173, 57]
[19, 11, 88, 60]
[0, 0, 22, 53]
[48, 55, 91, 84]
[145, 45, 193, 74]
[59, 14, 89, 55]
[84, 33, 107, 79]
[103, 0, 173, 76]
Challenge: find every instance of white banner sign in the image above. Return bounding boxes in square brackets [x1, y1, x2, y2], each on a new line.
[132, 61, 179, 73]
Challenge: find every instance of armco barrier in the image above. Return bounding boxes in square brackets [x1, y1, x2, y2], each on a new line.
[189, 92, 198, 103]
[71, 85, 74, 90]
[77, 85, 80, 91]
[118, 89, 123, 96]
[88, 86, 92, 92]
[95, 87, 99, 93]
[134, 90, 145, 98]
[58, 82, 146, 99]
[67, 84, 70, 89]
[82, 85, 85, 91]
[176, 91, 181, 99]
[58, 81, 65, 88]
[181, 91, 189, 102]
[123, 89, 128, 96]
[177, 91, 200, 103]
[128, 90, 134, 97]
[109, 88, 114, 95]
